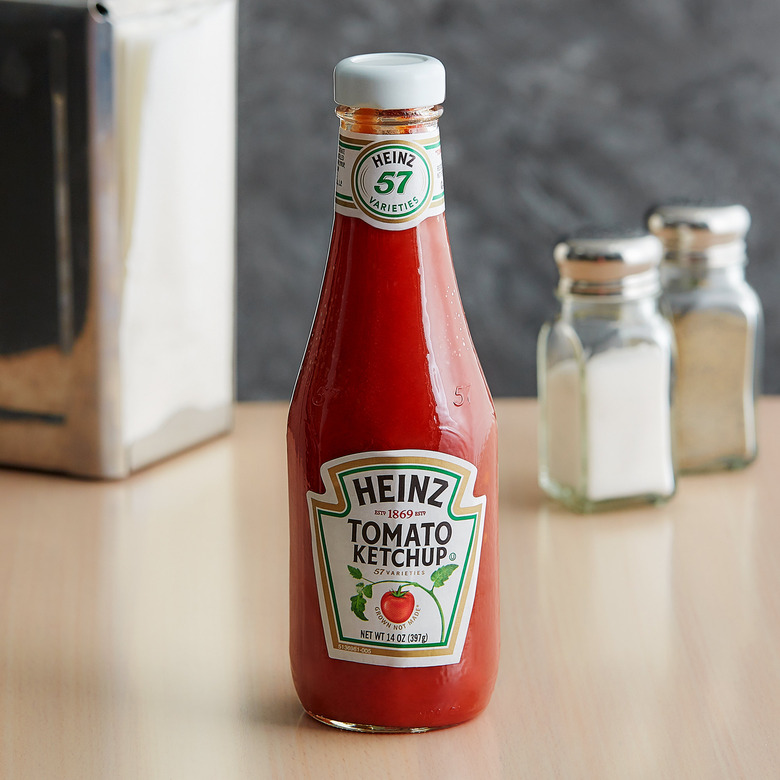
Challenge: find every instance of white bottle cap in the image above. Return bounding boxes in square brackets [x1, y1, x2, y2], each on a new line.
[334, 53, 446, 110]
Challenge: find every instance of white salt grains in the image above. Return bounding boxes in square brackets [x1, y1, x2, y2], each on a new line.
[544, 345, 674, 504]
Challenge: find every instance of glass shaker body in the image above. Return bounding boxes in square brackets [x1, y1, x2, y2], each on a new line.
[538, 231, 676, 513]
[649, 203, 763, 472]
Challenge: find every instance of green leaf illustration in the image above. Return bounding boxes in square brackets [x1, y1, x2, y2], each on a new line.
[363, 583, 373, 599]
[348, 565, 363, 580]
[431, 563, 458, 588]
[350, 592, 368, 621]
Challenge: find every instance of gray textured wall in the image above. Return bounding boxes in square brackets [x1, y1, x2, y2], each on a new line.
[237, 0, 779, 400]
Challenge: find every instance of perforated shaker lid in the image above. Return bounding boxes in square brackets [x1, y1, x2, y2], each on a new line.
[334, 53, 446, 110]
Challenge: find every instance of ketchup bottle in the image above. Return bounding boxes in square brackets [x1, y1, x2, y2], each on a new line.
[287, 53, 499, 732]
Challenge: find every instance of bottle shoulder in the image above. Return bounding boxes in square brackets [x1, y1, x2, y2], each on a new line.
[289, 213, 494, 458]
[288, 370, 496, 473]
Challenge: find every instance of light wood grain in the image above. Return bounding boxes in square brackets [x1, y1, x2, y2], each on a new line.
[1, 400, 778, 779]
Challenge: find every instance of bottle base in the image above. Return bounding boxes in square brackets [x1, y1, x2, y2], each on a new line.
[305, 710, 444, 733]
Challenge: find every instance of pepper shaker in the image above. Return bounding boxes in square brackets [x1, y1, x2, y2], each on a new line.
[647, 201, 763, 472]
[537, 228, 676, 512]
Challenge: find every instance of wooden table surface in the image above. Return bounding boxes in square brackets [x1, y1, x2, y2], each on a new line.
[1, 399, 778, 779]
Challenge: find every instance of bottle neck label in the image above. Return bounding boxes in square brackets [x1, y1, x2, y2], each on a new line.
[308, 449, 485, 667]
[335, 129, 445, 231]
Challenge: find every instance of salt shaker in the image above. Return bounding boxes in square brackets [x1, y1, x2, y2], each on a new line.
[647, 201, 763, 472]
[537, 228, 676, 513]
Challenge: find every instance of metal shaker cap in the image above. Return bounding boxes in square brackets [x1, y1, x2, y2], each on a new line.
[646, 200, 750, 265]
[553, 227, 663, 298]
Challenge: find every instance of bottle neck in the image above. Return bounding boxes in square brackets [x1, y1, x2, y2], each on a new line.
[300, 107, 470, 435]
[334, 105, 446, 230]
[336, 105, 442, 135]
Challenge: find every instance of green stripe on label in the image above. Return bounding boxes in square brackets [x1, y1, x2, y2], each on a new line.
[339, 140, 364, 151]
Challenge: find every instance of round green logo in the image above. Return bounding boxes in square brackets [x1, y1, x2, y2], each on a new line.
[352, 140, 433, 223]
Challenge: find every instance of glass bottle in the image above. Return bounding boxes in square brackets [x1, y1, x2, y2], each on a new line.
[286, 54, 499, 732]
[537, 228, 676, 513]
[647, 201, 763, 472]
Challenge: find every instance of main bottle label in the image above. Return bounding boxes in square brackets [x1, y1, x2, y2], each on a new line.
[335, 130, 445, 230]
[308, 450, 485, 668]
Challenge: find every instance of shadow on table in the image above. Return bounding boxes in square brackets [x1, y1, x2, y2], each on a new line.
[240, 688, 303, 728]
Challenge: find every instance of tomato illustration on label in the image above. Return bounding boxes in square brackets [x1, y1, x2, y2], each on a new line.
[347, 563, 459, 641]
[380, 587, 415, 624]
